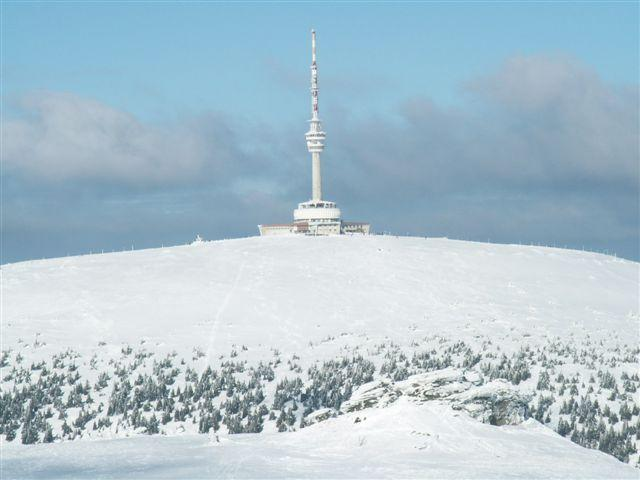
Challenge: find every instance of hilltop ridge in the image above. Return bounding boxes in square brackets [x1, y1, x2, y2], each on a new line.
[3, 235, 637, 354]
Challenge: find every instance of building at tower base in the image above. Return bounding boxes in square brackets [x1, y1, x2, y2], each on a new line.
[258, 30, 370, 237]
[259, 199, 370, 236]
[258, 221, 370, 236]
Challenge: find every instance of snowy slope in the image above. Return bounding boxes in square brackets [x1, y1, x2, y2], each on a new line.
[2, 235, 639, 478]
[4, 235, 637, 357]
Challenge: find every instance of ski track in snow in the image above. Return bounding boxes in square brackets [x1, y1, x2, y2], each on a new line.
[206, 253, 247, 363]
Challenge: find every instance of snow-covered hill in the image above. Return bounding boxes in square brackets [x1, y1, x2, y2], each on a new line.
[4, 235, 636, 355]
[2, 236, 639, 478]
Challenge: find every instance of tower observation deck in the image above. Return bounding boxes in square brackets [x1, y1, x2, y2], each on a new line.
[259, 30, 370, 237]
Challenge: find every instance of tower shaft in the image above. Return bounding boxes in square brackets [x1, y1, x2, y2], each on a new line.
[312, 152, 322, 201]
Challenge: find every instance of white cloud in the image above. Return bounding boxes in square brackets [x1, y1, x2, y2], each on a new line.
[3, 92, 244, 186]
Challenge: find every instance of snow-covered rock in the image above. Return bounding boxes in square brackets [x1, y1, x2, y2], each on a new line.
[396, 368, 481, 399]
[340, 380, 400, 413]
[302, 407, 337, 426]
[340, 369, 530, 427]
[449, 380, 530, 425]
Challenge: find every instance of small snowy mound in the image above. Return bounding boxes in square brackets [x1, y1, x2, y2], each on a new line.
[3, 399, 636, 479]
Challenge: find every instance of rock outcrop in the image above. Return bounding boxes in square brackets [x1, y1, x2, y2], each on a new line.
[332, 368, 530, 426]
[302, 408, 338, 426]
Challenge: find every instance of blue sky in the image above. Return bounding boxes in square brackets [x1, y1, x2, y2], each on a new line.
[2, 2, 639, 262]
[5, 3, 637, 120]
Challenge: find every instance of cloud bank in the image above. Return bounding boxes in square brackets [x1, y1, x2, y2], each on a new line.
[333, 55, 637, 197]
[2, 55, 638, 262]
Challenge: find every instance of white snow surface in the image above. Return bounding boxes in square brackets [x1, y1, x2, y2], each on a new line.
[4, 235, 637, 356]
[2, 235, 639, 478]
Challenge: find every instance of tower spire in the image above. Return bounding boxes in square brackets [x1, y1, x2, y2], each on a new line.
[312, 28, 316, 64]
[310, 29, 319, 121]
[306, 29, 325, 201]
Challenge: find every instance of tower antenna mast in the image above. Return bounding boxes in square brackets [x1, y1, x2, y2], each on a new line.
[305, 29, 326, 202]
